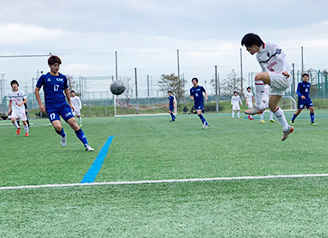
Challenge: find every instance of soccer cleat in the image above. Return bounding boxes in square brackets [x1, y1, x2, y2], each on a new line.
[169, 120, 175, 122]
[202, 122, 207, 128]
[281, 126, 294, 141]
[16, 128, 21, 135]
[248, 116, 255, 120]
[25, 133, 29, 137]
[269, 119, 276, 123]
[204, 123, 209, 129]
[61, 136, 67, 147]
[260, 120, 266, 124]
[310, 122, 317, 126]
[237, 116, 240, 119]
[85, 144, 94, 151]
[245, 107, 265, 115]
[290, 120, 294, 126]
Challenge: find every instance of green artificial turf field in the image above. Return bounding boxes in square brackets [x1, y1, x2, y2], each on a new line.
[1, 111, 328, 237]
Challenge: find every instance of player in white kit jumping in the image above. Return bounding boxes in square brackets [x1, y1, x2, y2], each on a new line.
[241, 33, 293, 141]
[231, 91, 243, 119]
[245, 87, 255, 120]
[70, 90, 83, 126]
[8, 80, 29, 136]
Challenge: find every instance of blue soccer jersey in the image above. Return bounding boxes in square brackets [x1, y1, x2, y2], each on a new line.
[168, 95, 175, 110]
[36, 72, 74, 122]
[36, 72, 68, 107]
[190, 86, 206, 110]
[297, 81, 313, 109]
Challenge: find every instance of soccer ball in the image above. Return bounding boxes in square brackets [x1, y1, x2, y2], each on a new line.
[110, 80, 126, 95]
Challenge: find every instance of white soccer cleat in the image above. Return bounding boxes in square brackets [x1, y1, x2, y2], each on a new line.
[281, 126, 294, 141]
[245, 106, 265, 115]
[204, 124, 209, 129]
[202, 122, 207, 128]
[85, 144, 94, 151]
[61, 136, 67, 147]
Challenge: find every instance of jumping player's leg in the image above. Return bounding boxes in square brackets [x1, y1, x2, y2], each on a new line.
[232, 109, 235, 118]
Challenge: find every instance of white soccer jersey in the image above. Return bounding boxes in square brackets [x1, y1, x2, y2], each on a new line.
[245, 92, 253, 107]
[8, 90, 27, 114]
[71, 96, 81, 111]
[231, 95, 242, 105]
[256, 42, 292, 74]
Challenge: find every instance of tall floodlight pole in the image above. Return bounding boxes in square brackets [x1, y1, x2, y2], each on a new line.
[301, 46, 304, 73]
[135, 67, 139, 114]
[114, 51, 118, 117]
[240, 48, 244, 95]
[215, 65, 219, 112]
[292, 63, 295, 98]
[177, 49, 181, 103]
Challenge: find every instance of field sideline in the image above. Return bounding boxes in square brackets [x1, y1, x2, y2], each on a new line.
[1, 111, 328, 237]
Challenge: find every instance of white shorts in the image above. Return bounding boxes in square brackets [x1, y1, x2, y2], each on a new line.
[232, 105, 240, 111]
[247, 102, 253, 108]
[73, 110, 81, 116]
[11, 110, 27, 121]
[269, 72, 292, 96]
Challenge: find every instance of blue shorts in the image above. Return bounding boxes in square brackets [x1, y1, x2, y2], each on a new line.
[298, 98, 313, 109]
[46, 103, 74, 123]
[194, 103, 204, 111]
[169, 107, 174, 112]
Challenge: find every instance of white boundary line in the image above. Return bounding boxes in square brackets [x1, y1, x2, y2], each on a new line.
[1, 173, 328, 191]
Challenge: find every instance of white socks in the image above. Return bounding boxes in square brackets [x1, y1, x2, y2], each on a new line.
[269, 111, 274, 120]
[237, 111, 240, 118]
[260, 113, 264, 121]
[79, 117, 82, 124]
[24, 125, 29, 133]
[232, 111, 235, 118]
[13, 121, 20, 129]
[273, 107, 289, 131]
[255, 82, 265, 109]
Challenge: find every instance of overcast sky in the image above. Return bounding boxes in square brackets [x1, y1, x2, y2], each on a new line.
[1, 0, 328, 94]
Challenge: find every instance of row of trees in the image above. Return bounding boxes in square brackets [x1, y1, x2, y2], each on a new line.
[158, 69, 243, 102]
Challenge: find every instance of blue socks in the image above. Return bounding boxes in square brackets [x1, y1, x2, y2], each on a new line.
[75, 128, 88, 146]
[56, 128, 66, 138]
[291, 114, 297, 122]
[292, 113, 315, 123]
[310, 113, 315, 123]
[170, 113, 176, 121]
[198, 114, 208, 125]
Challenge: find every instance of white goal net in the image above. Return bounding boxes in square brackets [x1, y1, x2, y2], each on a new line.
[114, 96, 178, 117]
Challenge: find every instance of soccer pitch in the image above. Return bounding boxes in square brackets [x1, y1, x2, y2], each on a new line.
[1, 111, 328, 237]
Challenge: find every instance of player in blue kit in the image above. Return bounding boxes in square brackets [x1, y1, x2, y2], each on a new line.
[291, 73, 316, 126]
[167, 91, 176, 122]
[34, 55, 94, 151]
[190, 78, 209, 129]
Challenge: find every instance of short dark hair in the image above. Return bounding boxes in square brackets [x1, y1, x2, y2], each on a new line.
[247, 86, 251, 90]
[302, 73, 309, 78]
[233, 91, 238, 94]
[70, 90, 76, 93]
[10, 80, 19, 86]
[241, 33, 263, 47]
[192, 77, 198, 83]
[48, 55, 62, 65]
[167, 91, 172, 94]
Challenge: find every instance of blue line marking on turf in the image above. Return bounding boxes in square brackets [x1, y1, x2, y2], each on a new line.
[80, 136, 114, 183]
